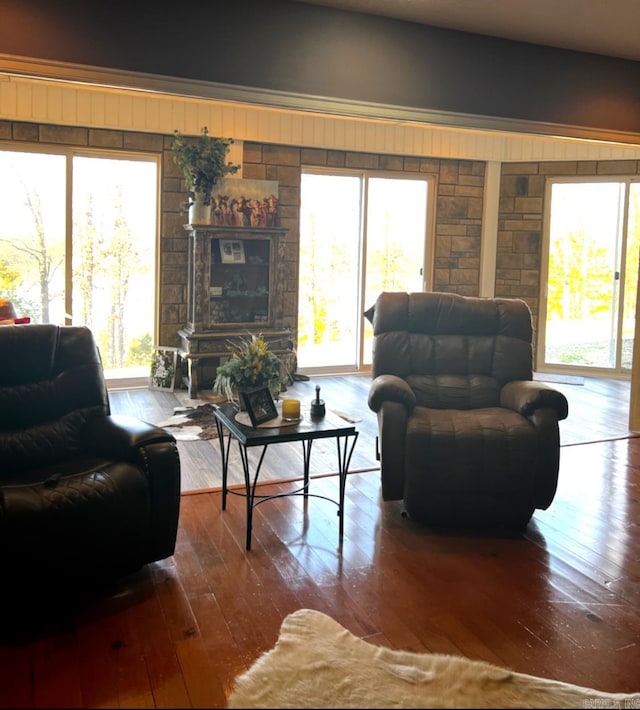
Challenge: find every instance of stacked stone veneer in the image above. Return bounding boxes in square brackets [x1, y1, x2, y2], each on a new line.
[431, 158, 485, 295]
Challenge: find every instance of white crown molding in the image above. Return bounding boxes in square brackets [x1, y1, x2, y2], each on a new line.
[1, 53, 639, 148]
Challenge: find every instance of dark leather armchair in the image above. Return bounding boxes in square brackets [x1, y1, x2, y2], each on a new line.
[0, 324, 181, 591]
[366, 292, 569, 530]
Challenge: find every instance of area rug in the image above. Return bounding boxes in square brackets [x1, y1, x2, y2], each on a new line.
[155, 403, 220, 441]
[156, 403, 361, 441]
[227, 609, 640, 708]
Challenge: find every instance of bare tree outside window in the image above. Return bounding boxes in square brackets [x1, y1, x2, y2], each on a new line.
[0, 153, 66, 324]
[0, 149, 158, 383]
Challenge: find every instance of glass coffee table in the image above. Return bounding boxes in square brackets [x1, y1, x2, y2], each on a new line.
[212, 402, 359, 550]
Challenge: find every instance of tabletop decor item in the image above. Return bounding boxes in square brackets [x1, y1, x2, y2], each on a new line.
[281, 397, 301, 421]
[241, 385, 279, 426]
[171, 126, 240, 223]
[310, 384, 326, 418]
[213, 332, 284, 405]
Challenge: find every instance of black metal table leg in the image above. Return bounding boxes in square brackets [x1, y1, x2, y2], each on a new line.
[239, 442, 269, 551]
[301, 439, 313, 498]
[238, 442, 252, 550]
[215, 417, 232, 510]
[336, 431, 358, 543]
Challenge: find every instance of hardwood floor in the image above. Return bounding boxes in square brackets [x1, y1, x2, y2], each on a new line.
[109, 372, 634, 492]
[110, 374, 382, 493]
[2, 375, 638, 708]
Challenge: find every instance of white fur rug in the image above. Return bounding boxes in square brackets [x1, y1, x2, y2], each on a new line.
[228, 609, 640, 708]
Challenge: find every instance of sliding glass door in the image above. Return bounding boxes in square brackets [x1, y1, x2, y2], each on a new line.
[362, 177, 428, 365]
[0, 148, 158, 384]
[298, 171, 430, 372]
[298, 173, 361, 370]
[540, 179, 639, 374]
[72, 156, 158, 381]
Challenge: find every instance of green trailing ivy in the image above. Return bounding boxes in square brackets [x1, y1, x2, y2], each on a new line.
[171, 127, 240, 206]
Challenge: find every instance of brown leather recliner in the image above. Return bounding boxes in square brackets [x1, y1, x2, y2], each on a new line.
[366, 292, 569, 530]
[0, 324, 181, 592]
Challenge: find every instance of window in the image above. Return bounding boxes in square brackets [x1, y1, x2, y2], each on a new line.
[298, 170, 432, 372]
[540, 179, 639, 373]
[0, 148, 159, 385]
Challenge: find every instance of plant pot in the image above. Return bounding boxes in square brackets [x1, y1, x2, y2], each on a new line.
[189, 195, 212, 224]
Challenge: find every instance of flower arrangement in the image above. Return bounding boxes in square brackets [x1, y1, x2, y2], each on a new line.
[150, 348, 176, 389]
[171, 126, 240, 207]
[213, 333, 283, 402]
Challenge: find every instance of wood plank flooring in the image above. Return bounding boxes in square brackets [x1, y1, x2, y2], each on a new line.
[110, 375, 381, 492]
[109, 373, 633, 492]
[2, 374, 637, 708]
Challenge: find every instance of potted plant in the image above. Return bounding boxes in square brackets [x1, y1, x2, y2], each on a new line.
[171, 126, 240, 223]
[213, 333, 284, 405]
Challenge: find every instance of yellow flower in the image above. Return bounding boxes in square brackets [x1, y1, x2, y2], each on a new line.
[213, 332, 284, 402]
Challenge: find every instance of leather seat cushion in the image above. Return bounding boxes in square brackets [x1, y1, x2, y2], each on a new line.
[405, 406, 538, 497]
[407, 374, 500, 409]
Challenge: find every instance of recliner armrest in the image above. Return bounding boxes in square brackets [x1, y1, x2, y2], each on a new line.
[368, 374, 416, 413]
[500, 380, 569, 421]
[81, 413, 177, 459]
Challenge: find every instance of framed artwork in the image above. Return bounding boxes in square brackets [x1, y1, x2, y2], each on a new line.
[241, 386, 278, 426]
[220, 239, 246, 264]
[210, 178, 279, 228]
[150, 346, 177, 391]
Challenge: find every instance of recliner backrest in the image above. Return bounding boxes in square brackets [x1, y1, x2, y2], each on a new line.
[0, 324, 110, 474]
[367, 292, 534, 408]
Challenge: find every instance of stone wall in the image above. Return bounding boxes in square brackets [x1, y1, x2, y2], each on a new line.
[432, 159, 485, 294]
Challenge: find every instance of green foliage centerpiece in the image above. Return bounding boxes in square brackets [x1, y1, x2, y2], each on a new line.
[171, 127, 240, 220]
[213, 333, 283, 405]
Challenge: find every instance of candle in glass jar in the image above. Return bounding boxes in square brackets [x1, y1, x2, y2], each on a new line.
[282, 398, 301, 420]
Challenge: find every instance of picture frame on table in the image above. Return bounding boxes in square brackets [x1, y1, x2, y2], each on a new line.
[220, 239, 246, 264]
[241, 385, 278, 426]
[150, 346, 178, 391]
